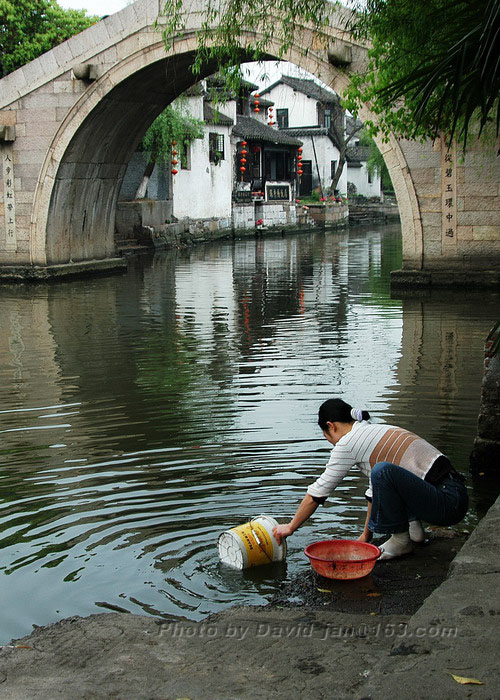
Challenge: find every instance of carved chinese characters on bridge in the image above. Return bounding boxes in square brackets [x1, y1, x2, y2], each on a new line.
[441, 137, 457, 245]
[2, 145, 16, 252]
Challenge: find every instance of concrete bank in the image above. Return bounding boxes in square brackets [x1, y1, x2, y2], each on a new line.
[1, 497, 498, 699]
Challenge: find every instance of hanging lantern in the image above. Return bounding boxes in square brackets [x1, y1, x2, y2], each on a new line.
[253, 93, 260, 113]
[240, 157, 247, 164]
[240, 149, 248, 156]
[171, 168, 178, 175]
[297, 169, 303, 176]
[171, 159, 178, 166]
[242, 140, 247, 146]
[171, 140, 177, 146]
[297, 154, 302, 161]
[240, 166, 246, 172]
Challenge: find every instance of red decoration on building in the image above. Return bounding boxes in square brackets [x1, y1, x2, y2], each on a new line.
[240, 166, 246, 172]
[171, 168, 178, 175]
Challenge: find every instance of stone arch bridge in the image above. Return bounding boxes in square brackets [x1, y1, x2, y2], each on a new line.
[0, 0, 498, 283]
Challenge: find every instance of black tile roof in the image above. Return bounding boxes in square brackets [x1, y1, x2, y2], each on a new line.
[232, 116, 302, 146]
[260, 76, 340, 105]
[280, 126, 329, 137]
[203, 102, 234, 126]
[346, 145, 371, 163]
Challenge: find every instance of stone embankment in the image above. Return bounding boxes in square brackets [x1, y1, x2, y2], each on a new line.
[0, 493, 498, 699]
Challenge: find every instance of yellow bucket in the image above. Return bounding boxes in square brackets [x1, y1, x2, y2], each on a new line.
[218, 515, 287, 569]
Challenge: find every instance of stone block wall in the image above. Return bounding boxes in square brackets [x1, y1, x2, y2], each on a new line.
[398, 137, 500, 274]
[470, 324, 500, 474]
[304, 202, 349, 226]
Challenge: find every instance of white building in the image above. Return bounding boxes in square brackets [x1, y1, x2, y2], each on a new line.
[258, 75, 347, 197]
[118, 77, 303, 239]
[345, 118, 382, 199]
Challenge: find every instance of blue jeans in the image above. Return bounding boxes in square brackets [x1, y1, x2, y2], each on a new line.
[368, 462, 468, 534]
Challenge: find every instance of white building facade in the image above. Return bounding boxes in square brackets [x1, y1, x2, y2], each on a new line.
[258, 76, 347, 197]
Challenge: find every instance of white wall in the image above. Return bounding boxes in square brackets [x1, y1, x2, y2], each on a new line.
[262, 84, 319, 127]
[173, 96, 234, 220]
[299, 135, 347, 195]
[347, 163, 381, 198]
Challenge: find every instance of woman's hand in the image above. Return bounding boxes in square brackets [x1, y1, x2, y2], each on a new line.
[357, 530, 373, 543]
[273, 523, 295, 545]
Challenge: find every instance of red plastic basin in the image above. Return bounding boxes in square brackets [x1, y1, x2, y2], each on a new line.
[304, 539, 381, 580]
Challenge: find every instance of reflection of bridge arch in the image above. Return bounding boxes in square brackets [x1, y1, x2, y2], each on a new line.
[0, 0, 498, 281]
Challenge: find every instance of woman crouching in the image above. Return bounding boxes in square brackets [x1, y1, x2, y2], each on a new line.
[273, 398, 468, 560]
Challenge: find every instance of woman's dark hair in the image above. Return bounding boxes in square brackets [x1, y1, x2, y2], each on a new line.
[318, 399, 370, 430]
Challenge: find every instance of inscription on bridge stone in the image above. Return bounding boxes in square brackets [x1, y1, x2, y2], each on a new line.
[2, 145, 16, 252]
[441, 136, 457, 245]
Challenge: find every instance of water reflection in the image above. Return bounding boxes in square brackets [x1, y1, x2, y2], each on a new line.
[0, 224, 497, 642]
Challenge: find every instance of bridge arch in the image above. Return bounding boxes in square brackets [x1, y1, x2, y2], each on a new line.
[31, 28, 422, 267]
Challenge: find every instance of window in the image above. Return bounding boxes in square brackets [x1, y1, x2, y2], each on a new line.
[276, 109, 289, 128]
[331, 160, 337, 179]
[368, 169, 373, 184]
[324, 109, 332, 129]
[209, 132, 225, 163]
[180, 141, 191, 170]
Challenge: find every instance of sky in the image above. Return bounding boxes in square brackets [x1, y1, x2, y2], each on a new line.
[59, 0, 129, 15]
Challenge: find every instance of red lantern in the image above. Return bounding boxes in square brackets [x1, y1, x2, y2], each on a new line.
[297, 169, 303, 176]
[240, 166, 246, 172]
[240, 157, 247, 164]
[297, 155, 302, 161]
[254, 107, 260, 113]
[241, 140, 247, 146]
[171, 168, 178, 175]
[171, 159, 178, 165]
[297, 147, 303, 154]
[171, 140, 177, 146]
[172, 150, 178, 156]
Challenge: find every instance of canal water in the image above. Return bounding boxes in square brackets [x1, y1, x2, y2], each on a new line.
[0, 224, 498, 643]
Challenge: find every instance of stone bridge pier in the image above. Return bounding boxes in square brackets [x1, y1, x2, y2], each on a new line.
[0, 0, 498, 283]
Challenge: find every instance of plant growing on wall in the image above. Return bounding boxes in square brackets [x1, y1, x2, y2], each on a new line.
[135, 103, 204, 199]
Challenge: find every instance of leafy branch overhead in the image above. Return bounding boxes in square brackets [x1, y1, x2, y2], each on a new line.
[160, 0, 499, 146]
[345, 0, 500, 146]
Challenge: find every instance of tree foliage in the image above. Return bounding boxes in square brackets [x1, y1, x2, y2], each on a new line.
[345, 0, 500, 145]
[359, 132, 393, 193]
[0, 0, 98, 78]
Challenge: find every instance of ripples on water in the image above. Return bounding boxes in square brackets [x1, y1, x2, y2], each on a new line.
[0, 225, 498, 641]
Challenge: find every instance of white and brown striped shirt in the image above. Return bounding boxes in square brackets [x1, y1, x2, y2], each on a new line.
[307, 421, 443, 500]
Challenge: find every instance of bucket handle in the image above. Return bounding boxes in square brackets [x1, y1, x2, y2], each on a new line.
[249, 519, 274, 564]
